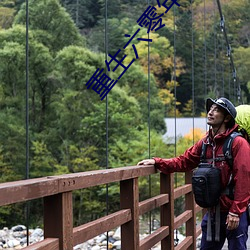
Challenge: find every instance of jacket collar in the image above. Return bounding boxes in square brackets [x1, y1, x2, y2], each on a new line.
[206, 124, 239, 143]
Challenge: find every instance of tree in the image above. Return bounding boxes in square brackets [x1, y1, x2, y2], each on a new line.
[0, 6, 15, 29]
[123, 26, 185, 118]
[234, 46, 250, 102]
[14, 0, 84, 52]
[61, 0, 102, 29]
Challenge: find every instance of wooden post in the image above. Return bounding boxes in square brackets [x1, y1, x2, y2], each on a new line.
[44, 192, 73, 250]
[160, 173, 174, 250]
[120, 178, 139, 250]
[185, 171, 196, 250]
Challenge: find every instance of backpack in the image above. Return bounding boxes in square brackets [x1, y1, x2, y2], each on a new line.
[192, 161, 221, 208]
[192, 131, 241, 208]
[235, 105, 250, 142]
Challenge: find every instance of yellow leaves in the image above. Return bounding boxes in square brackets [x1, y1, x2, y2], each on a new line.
[158, 80, 181, 117]
[184, 128, 205, 142]
[153, 5, 174, 31]
[124, 30, 185, 80]
[174, 56, 186, 77]
[166, 80, 179, 90]
[183, 99, 193, 115]
[158, 88, 174, 105]
[200, 112, 207, 118]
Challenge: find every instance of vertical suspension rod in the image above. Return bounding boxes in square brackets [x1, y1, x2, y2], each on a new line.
[25, 0, 30, 245]
[216, 0, 241, 102]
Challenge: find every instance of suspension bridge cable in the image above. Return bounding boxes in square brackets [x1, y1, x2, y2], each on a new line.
[25, 0, 30, 245]
[191, 0, 195, 144]
[218, 31, 225, 96]
[213, 0, 217, 94]
[147, 0, 152, 235]
[204, 0, 207, 97]
[173, 3, 179, 246]
[215, 0, 242, 103]
[105, 0, 109, 248]
[173, 0, 177, 162]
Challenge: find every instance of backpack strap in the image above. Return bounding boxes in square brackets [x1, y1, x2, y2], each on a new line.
[223, 132, 242, 200]
[200, 142, 208, 163]
[223, 131, 242, 169]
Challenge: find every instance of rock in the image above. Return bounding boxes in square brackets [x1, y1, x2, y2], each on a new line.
[12, 231, 25, 238]
[7, 239, 20, 247]
[91, 245, 101, 250]
[100, 240, 108, 246]
[0, 224, 187, 249]
[11, 226, 26, 232]
[108, 236, 116, 243]
[15, 245, 23, 249]
[0, 230, 7, 238]
[113, 240, 121, 249]
[87, 238, 94, 245]
[73, 243, 87, 249]
[95, 234, 106, 243]
[107, 231, 114, 237]
[20, 237, 27, 245]
[113, 227, 120, 240]
[30, 228, 43, 238]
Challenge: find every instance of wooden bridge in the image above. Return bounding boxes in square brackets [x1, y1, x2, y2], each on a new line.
[0, 165, 204, 250]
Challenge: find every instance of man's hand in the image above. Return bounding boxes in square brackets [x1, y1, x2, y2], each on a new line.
[226, 213, 240, 230]
[137, 159, 155, 166]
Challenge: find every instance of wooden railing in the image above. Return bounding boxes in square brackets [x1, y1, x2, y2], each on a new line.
[0, 165, 203, 250]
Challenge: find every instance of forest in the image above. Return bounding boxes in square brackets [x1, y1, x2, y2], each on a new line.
[0, 0, 249, 228]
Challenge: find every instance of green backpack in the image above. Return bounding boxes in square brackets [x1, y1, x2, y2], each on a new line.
[235, 105, 250, 142]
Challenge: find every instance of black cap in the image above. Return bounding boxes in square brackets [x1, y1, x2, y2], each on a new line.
[206, 97, 237, 119]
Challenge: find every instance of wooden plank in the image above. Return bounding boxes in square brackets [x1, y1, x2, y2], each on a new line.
[185, 171, 196, 250]
[175, 236, 193, 250]
[139, 226, 169, 250]
[22, 238, 59, 250]
[139, 194, 169, 215]
[196, 226, 202, 237]
[44, 192, 73, 250]
[120, 178, 140, 250]
[57, 165, 156, 192]
[0, 165, 156, 206]
[161, 173, 174, 250]
[174, 210, 192, 229]
[0, 177, 59, 206]
[195, 204, 203, 213]
[73, 209, 131, 245]
[174, 184, 192, 199]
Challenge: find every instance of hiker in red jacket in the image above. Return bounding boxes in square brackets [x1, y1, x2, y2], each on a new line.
[138, 97, 250, 250]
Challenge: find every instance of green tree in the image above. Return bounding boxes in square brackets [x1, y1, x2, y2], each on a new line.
[14, 0, 84, 52]
[0, 6, 15, 29]
[234, 46, 250, 102]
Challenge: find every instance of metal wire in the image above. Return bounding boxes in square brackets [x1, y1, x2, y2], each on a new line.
[147, 0, 152, 234]
[204, 0, 207, 97]
[191, 0, 195, 144]
[215, 0, 242, 103]
[213, 0, 217, 94]
[105, 0, 109, 248]
[173, 2, 179, 246]
[25, 0, 30, 245]
[173, 0, 177, 159]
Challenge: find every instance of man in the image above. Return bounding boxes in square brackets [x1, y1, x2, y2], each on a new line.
[138, 97, 250, 250]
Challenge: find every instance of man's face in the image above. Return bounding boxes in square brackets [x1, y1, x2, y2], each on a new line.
[207, 104, 226, 127]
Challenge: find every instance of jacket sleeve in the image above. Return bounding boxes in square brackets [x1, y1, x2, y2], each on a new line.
[229, 136, 250, 215]
[153, 140, 203, 174]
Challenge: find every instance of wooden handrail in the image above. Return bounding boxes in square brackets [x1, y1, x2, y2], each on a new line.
[0, 165, 203, 250]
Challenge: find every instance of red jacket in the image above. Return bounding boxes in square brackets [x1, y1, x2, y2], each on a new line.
[154, 124, 250, 216]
